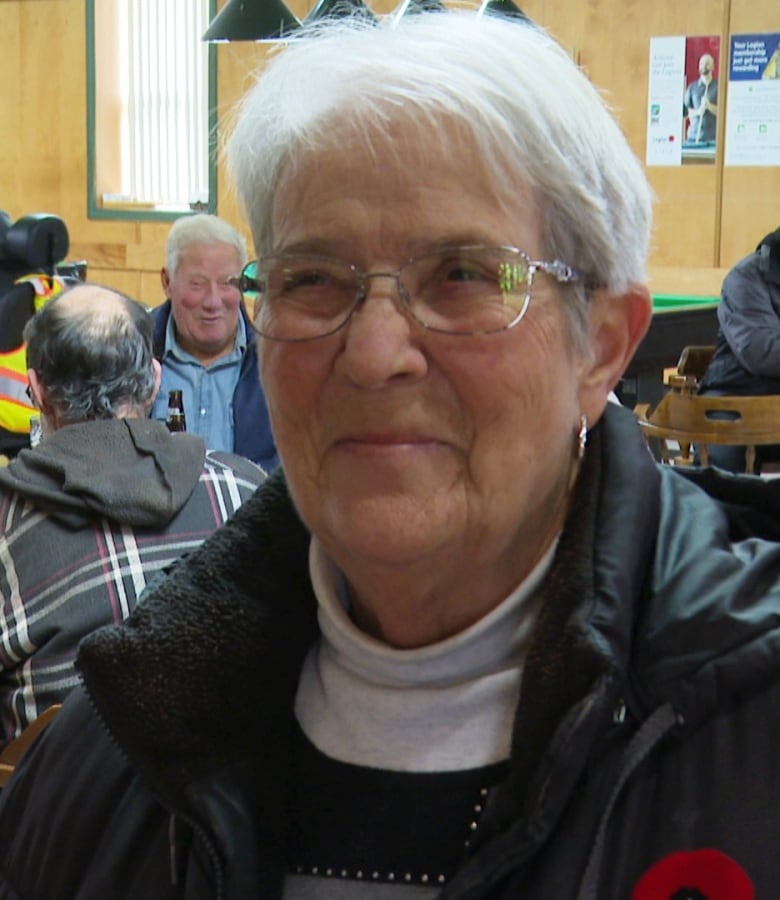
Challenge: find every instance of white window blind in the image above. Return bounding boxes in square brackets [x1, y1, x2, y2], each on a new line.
[117, 0, 210, 209]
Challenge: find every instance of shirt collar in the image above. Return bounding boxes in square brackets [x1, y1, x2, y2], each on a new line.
[162, 309, 247, 363]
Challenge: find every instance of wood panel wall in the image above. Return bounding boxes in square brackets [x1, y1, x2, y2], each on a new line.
[0, 0, 776, 306]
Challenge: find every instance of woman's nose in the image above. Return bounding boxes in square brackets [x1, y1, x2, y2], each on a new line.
[338, 277, 427, 388]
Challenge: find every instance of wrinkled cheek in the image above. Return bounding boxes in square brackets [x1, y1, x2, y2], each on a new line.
[260, 347, 322, 463]
[259, 354, 289, 437]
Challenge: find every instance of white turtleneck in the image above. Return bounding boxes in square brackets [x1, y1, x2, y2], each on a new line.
[294, 536, 557, 773]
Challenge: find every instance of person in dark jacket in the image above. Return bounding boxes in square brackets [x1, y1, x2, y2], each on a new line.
[0, 283, 265, 749]
[698, 226, 780, 472]
[2, 13, 780, 900]
[150, 213, 278, 470]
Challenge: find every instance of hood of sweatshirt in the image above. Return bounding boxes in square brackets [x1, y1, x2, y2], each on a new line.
[0, 418, 206, 529]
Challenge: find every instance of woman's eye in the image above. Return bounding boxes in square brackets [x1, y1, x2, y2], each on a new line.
[445, 265, 486, 282]
[283, 271, 333, 290]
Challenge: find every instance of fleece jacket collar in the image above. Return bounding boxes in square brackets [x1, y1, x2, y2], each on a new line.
[76, 404, 780, 813]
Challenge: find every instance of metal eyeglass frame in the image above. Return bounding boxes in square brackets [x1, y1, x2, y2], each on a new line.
[229, 244, 587, 342]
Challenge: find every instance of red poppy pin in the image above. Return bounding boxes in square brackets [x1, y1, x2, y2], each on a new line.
[632, 849, 754, 900]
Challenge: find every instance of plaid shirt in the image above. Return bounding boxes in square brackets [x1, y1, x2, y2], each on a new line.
[0, 451, 263, 747]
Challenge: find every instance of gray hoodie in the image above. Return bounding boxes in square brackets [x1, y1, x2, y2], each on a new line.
[0, 418, 208, 529]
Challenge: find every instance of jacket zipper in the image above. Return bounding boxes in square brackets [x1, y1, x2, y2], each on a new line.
[169, 809, 227, 900]
[82, 681, 227, 899]
[575, 702, 680, 900]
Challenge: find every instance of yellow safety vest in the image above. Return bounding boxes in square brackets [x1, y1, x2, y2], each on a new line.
[0, 275, 65, 433]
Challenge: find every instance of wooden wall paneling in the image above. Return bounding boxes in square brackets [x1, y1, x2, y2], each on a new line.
[126, 226, 173, 274]
[68, 241, 127, 272]
[0, 3, 23, 214]
[512, 0, 727, 293]
[92, 2, 123, 197]
[2, 0, 777, 299]
[615, 0, 726, 273]
[645, 264, 728, 297]
[720, 167, 780, 265]
[215, 42, 270, 251]
[87, 268, 142, 299]
[1, 0, 85, 216]
[140, 270, 165, 308]
[0, 0, 163, 306]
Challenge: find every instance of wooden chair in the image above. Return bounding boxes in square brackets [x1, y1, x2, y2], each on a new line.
[635, 392, 780, 474]
[0, 704, 61, 787]
[665, 344, 716, 394]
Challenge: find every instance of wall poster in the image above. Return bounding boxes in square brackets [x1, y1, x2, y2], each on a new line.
[724, 33, 780, 166]
[647, 36, 685, 166]
[647, 35, 720, 167]
[681, 35, 720, 163]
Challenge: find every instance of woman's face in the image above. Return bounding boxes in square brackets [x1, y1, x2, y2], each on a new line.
[261, 121, 614, 643]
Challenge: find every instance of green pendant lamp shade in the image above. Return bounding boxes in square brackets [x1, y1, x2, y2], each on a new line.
[396, 0, 447, 14]
[203, 0, 531, 42]
[391, 0, 447, 27]
[477, 0, 529, 21]
[202, 0, 301, 42]
[304, 0, 379, 24]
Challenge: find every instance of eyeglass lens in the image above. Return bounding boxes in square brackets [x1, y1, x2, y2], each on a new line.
[240, 246, 547, 341]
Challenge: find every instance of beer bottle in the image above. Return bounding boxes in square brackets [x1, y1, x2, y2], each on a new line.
[166, 390, 187, 433]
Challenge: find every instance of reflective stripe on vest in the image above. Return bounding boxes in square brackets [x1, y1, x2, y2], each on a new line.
[0, 355, 33, 433]
[0, 273, 66, 434]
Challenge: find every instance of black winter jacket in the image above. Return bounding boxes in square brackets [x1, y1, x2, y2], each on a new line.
[2, 404, 780, 899]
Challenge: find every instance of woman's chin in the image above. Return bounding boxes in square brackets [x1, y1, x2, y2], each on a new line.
[319, 491, 460, 569]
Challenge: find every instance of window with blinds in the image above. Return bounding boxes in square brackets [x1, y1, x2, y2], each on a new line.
[87, 0, 215, 219]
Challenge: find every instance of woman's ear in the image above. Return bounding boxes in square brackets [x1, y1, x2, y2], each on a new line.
[577, 284, 652, 422]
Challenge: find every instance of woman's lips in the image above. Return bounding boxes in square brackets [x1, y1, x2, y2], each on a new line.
[334, 433, 448, 456]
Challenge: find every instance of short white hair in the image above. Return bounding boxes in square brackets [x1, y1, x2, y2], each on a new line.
[227, 12, 652, 301]
[165, 213, 247, 275]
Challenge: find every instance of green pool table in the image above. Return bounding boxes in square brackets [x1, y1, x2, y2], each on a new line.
[618, 294, 720, 408]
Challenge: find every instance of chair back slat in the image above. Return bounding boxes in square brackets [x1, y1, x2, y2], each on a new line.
[676, 345, 715, 380]
[635, 393, 780, 473]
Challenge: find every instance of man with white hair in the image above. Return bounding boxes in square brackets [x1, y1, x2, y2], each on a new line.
[151, 213, 278, 469]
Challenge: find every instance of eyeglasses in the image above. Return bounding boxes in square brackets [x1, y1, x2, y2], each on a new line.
[228, 244, 587, 342]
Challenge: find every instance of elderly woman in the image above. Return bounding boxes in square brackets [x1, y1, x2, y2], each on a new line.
[2, 11, 780, 900]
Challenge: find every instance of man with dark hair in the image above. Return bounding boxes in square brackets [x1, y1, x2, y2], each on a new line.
[0, 283, 264, 749]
